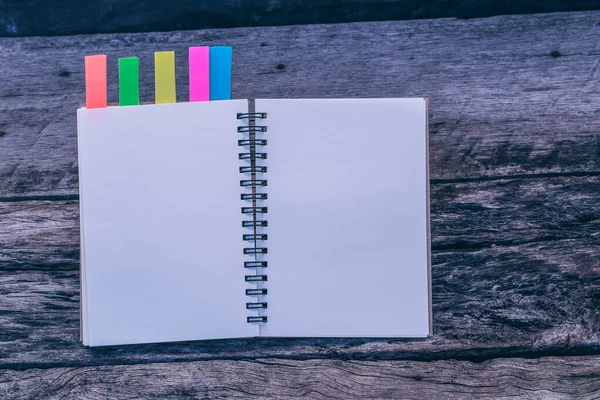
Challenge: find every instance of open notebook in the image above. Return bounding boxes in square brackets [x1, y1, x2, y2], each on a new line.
[77, 98, 431, 346]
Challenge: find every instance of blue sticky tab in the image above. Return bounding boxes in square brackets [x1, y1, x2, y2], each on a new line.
[209, 46, 232, 100]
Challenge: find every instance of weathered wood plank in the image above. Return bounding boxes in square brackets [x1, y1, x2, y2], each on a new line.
[0, 200, 79, 270]
[2, 0, 600, 37]
[0, 176, 598, 367]
[1, 11, 600, 198]
[2, 176, 598, 270]
[1, 239, 597, 367]
[1, 356, 599, 399]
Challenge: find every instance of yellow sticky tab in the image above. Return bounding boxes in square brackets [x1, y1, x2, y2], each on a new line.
[154, 51, 176, 104]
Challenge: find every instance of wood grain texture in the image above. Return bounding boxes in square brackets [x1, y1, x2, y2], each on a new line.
[1, 11, 600, 199]
[1, 356, 600, 399]
[1, 0, 600, 37]
[1, 11, 599, 394]
[2, 176, 599, 270]
[1, 175, 598, 367]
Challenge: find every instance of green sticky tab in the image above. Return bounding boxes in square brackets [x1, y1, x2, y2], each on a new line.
[119, 57, 140, 106]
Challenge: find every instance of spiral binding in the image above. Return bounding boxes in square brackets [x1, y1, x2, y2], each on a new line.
[238, 109, 268, 324]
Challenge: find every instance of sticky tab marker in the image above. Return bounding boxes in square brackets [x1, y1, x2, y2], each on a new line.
[155, 51, 176, 104]
[84, 55, 107, 109]
[118, 57, 140, 106]
[189, 46, 210, 102]
[209, 46, 232, 101]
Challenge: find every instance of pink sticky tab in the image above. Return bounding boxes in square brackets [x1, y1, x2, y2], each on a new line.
[189, 46, 210, 102]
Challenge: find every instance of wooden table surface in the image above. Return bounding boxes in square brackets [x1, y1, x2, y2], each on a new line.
[1, 10, 599, 399]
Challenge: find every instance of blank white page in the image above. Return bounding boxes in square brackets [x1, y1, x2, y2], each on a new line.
[77, 100, 257, 346]
[258, 98, 430, 337]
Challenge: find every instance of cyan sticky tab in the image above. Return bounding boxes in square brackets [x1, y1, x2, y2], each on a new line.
[209, 46, 232, 100]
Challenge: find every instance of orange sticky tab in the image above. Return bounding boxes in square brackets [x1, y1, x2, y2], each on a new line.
[85, 55, 107, 109]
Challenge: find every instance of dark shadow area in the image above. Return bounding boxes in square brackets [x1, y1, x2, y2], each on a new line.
[1, 0, 599, 37]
